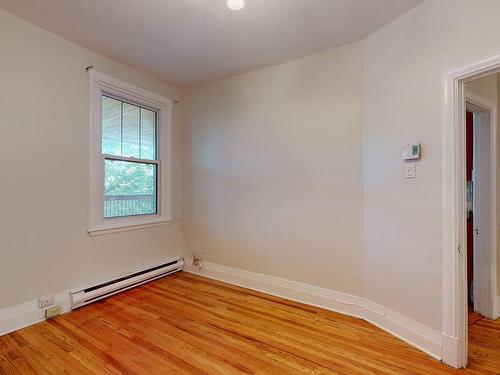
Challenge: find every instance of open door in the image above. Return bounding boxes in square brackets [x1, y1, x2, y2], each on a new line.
[468, 104, 495, 319]
[466, 111, 474, 309]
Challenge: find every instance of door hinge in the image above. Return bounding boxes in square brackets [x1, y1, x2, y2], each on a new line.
[457, 244, 462, 254]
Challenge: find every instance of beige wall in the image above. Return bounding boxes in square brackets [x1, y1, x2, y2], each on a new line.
[182, 0, 500, 331]
[467, 75, 498, 105]
[3, 0, 500, 334]
[182, 42, 364, 295]
[363, 0, 500, 330]
[0, 9, 184, 309]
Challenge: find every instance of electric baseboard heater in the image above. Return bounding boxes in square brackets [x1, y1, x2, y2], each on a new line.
[70, 258, 184, 309]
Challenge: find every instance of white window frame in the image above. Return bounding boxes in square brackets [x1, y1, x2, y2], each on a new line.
[88, 69, 173, 236]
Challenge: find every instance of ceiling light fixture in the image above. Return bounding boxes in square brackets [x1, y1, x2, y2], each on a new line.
[227, 0, 245, 11]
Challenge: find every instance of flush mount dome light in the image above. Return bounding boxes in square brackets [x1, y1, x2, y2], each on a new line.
[227, 0, 245, 11]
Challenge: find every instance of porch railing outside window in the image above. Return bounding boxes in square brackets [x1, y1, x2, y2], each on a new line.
[104, 194, 156, 218]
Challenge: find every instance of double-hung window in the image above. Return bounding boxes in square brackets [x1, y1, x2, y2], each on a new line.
[88, 70, 172, 235]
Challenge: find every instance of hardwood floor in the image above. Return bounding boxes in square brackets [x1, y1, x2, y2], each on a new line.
[0, 272, 499, 374]
[468, 308, 483, 326]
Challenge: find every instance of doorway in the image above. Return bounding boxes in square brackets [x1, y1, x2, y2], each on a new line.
[465, 110, 478, 324]
[443, 58, 499, 369]
[464, 98, 496, 324]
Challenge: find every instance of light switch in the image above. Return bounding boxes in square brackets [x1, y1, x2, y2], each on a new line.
[405, 163, 416, 179]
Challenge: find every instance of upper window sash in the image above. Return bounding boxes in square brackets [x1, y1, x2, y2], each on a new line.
[101, 95, 159, 161]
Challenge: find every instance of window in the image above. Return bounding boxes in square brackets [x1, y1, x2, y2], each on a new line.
[88, 70, 172, 235]
[102, 96, 158, 218]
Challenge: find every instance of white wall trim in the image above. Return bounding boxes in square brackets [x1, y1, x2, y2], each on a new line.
[184, 259, 443, 361]
[88, 69, 173, 107]
[88, 219, 173, 237]
[0, 291, 71, 336]
[442, 53, 500, 368]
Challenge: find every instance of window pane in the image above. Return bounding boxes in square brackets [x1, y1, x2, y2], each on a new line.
[104, 159, 157, 218]
[122, 102, 140, 158]
[101, 95, 157, 160]
[102, 96, 122, 156]
[140, 108, 156, 159]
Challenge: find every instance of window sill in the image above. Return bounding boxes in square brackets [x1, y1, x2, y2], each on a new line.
[88, 219, 173, 236]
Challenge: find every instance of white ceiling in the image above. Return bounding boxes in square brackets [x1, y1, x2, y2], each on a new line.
[0, 0, 422, 87]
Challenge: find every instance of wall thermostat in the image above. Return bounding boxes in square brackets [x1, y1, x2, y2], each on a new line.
[402, 143, 421, 160]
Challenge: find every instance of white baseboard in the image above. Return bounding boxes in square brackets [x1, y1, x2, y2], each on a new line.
[441, 333, 461, 368]
[0, 291, 71, 336]
[184, 258, 443, 361]
[1, 257, 446, 362]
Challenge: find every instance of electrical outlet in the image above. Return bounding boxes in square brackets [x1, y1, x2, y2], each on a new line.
[192, 256, 202, 270]
[38, 294, 55, 308]
[45, 305, 62, 319]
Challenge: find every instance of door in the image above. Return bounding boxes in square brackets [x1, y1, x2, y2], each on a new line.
[466, 111, 474, 307]
[471, 108, 494, 319]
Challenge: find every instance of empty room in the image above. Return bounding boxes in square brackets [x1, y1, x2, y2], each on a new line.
[1, 0, 500, 373]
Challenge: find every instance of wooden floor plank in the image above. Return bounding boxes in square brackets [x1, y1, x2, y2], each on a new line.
[0, 271, 499, 374]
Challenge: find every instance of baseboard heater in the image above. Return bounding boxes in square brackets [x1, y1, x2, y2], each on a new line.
[70, 258, 184, 309]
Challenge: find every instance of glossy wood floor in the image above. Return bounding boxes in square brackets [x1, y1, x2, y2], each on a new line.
[1, 272, 499, 374]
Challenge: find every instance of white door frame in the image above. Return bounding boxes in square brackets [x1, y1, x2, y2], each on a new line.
[442, 55, 499, 368]
[465, 97, 497, 320]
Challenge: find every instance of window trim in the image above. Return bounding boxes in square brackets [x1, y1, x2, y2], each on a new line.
[88, 69, 173, 236]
